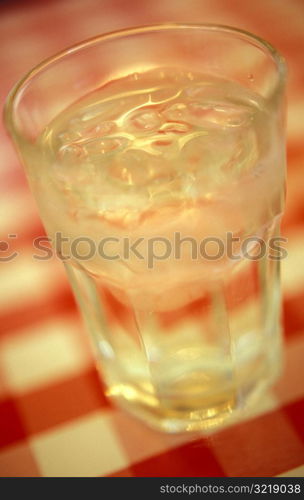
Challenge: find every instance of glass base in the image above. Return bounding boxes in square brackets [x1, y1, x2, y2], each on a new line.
[105, 364, 281, 433]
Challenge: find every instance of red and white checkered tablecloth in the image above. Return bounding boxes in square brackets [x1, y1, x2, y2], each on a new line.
[0, 0, 304, 477]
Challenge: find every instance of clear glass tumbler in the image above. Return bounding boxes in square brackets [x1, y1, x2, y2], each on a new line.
[5, 24, 287, 432]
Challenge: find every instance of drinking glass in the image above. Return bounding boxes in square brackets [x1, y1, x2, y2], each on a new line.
[4, 24, 287, 432]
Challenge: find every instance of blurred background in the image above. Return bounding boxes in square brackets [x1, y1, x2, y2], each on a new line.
[0, 0, 303, 477]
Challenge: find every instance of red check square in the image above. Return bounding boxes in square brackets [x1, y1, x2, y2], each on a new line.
[0, 398, 27, 449]
[16, 367, 110, 436]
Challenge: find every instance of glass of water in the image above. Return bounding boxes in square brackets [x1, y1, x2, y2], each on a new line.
[5, 24, 287, 432]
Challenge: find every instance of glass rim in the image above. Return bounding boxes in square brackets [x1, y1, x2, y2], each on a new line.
[5, 22, 287, 131]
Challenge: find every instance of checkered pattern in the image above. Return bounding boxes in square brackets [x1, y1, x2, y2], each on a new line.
[1, 0, 304, 477]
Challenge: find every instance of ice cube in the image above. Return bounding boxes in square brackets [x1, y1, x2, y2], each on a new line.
[158, 122, 192, 134]
[81, 121, 117, 138]
[188, 102, 253, 128]
[162, 102, 189, 122]
[58, 143, 87, 163]
[108, 149, 154, 186]
[85, 136, 129, 156]
[106, 148, 178, 196]
[128, 109, 162, 132]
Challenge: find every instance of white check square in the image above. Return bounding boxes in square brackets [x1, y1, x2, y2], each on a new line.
[30, 411, 129, 477]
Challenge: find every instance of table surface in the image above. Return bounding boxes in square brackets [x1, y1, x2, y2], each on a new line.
[0, 0, 304, 478]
